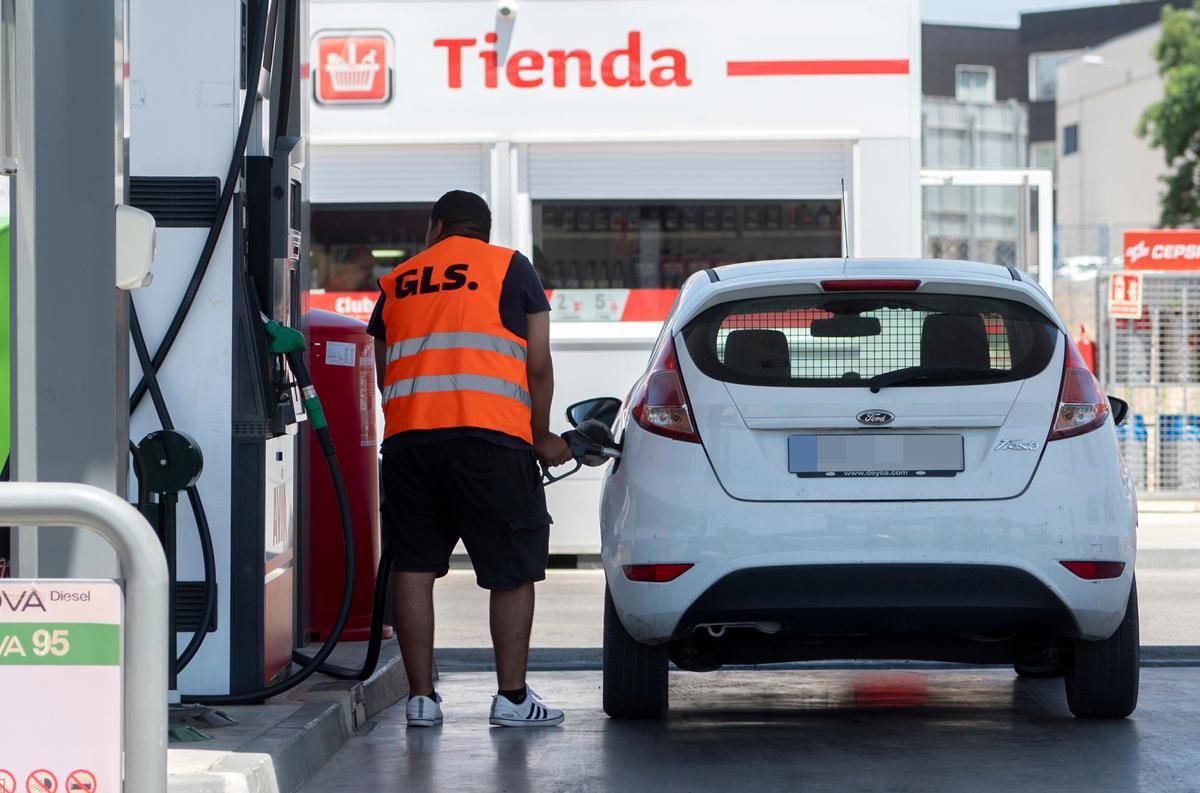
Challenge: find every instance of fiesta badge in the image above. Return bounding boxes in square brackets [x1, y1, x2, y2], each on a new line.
[857, 409, 895, 426]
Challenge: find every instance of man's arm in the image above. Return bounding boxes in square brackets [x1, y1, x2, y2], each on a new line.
[525, 311, 572, 466]
[374, 339, 387, 393]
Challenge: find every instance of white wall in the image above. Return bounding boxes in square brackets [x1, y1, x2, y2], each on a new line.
[1056, 25, 1164, 236]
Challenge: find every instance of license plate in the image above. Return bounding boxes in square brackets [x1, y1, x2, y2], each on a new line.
[788, 434, 964, 478]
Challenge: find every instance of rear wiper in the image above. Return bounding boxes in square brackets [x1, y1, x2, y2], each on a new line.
[868, 366, 1006, 393]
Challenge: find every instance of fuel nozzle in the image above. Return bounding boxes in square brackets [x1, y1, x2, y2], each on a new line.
[543, 419, 621, 485]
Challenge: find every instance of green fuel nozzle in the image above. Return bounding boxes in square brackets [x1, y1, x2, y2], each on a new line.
[263, 319, 330, 439]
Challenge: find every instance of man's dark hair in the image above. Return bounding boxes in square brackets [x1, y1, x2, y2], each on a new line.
[431, 190, 491, 242]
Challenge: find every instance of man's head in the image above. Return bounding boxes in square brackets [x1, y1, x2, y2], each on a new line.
[427, 190, 491, 246]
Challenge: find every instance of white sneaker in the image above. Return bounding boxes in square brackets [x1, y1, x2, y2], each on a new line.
[489, 686, 565, 727]
[406, 692, 443, 728]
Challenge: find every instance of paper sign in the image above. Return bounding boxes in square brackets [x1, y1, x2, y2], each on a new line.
[1108, 272, 1143, 320]
[0, 581, 121, 793]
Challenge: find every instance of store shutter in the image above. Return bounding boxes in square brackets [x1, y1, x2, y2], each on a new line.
[309, 144, 489, 204]
[525, 142, 848, 200]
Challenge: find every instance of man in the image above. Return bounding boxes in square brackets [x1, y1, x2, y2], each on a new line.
[367, 190, 572, 728]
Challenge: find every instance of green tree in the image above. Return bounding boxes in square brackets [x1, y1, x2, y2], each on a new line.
[1137, 1, 1200, 227]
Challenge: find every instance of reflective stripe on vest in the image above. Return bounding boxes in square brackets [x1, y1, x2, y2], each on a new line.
[378, 236, 533, 444]
[387, 331, 527, 366]
[382, 373, 532, 408]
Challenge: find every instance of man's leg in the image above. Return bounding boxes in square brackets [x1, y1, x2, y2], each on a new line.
[393, 571, 437, 697]
[491, 582, 535, 691]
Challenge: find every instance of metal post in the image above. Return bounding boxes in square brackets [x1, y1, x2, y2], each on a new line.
[0, 482, 168, 793]
[9, 0, 129, 578]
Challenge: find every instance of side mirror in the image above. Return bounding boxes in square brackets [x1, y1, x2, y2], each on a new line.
[566, 396, 622, 429]
[1109, 396, 1130, 426]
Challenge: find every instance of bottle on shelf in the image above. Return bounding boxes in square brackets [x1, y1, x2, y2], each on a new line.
[577, 206, 594, 232]
[816, 203, 833, 229]
[542, 205, 560, 231]
[765, 203, 782, 230]
[561, 205, 577, 232]
[745, 204, 762, 231]
[595, 205, 610, 232]
[564, 259, 581, 288]
[720, 204, 737, 231]
[799, 202, 815, 228]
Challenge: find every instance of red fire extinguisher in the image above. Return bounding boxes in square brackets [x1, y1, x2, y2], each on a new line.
[303, 309, 390, 641]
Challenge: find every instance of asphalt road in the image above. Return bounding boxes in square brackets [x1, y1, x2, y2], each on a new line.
[301, 668, 1200, 793]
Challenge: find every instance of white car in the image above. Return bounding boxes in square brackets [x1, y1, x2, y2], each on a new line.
[569, 258, 1138, 721]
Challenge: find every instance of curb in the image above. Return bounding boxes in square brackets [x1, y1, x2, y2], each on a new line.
[168, 653, 408, 793]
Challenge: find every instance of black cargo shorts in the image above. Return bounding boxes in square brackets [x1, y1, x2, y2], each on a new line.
[381, 437, 552, 590]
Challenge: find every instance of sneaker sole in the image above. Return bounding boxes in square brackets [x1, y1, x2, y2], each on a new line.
[489, 714, 565, 728]
[407, 717, 443, 728]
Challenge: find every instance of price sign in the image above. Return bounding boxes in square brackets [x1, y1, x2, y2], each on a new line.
[0, 581, 121, 792]
[550, 289, 631, 321]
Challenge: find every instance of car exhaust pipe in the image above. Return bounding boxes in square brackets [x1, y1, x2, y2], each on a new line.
[696, 621, 782, 638]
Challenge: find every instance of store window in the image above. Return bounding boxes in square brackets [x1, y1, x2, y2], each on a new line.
[1063, 124, 1079, 156]
[1028, 50, 1078, 101]
[955, 65, 996, 104]
[309, 204, 431, 319]
[532, 200, 842, 321]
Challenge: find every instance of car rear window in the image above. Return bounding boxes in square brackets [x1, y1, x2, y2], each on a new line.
[681, 292, 1059, 388]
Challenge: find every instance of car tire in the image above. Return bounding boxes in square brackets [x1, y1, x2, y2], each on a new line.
[603, 586, 669, 719]
[1064, 579, 1140, 719]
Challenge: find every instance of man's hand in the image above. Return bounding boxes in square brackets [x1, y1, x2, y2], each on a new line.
[534, 432, 573, 468]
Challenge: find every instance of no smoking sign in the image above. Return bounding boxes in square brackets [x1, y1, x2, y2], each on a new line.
[0, 770, 15, 793]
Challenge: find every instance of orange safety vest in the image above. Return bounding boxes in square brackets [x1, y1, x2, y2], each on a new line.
[378, 236, 533, 444]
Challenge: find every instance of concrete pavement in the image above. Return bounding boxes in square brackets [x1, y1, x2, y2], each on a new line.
[300, 668, 1200, 793]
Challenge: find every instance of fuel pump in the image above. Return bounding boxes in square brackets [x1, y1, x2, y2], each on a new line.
[127, 0, 311, 697]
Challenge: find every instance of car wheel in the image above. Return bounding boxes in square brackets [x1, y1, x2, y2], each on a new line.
[1064, 579, 1140, 719]
[603, 586, 669, 719]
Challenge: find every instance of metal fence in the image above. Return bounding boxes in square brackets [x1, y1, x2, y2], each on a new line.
[1100, 270, 1200, 496]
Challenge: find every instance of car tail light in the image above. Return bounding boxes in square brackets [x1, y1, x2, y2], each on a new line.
[1060, 561, 1125, 580]
[1048, 336, 1110, 441]
[820, 279, 921, 292]
[623, 563, 694, 583]
[629, 339, 701, 443]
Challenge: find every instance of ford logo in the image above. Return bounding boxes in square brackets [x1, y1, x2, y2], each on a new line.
[857, 410, 895, 426]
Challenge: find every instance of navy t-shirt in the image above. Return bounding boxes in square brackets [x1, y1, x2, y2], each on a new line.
[367, 238, 551, 452]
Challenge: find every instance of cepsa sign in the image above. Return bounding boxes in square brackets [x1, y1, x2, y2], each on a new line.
[314, 31, 393, 104]
[1123, 229, 1200, 271]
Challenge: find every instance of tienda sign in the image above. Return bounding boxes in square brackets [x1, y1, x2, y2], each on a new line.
[1123, 229, 1200, 271]
[434, 32, 691, 89]
[314, 31, 392, 104]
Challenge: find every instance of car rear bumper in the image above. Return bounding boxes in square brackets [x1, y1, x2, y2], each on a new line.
[601, 423, 1137, 645]
[673, 563, 1080, 639]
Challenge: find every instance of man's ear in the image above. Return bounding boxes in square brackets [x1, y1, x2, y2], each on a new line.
[426, 219, 442, 246]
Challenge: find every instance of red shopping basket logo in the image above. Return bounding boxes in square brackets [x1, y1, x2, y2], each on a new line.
[314, 32, 392, 104]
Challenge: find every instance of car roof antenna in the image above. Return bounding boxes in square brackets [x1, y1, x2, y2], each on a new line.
[840, 178, 852, 260]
